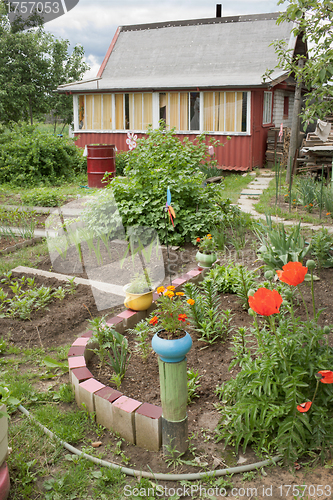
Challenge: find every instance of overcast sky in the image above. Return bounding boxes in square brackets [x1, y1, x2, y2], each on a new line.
[45, 0, 286, 78]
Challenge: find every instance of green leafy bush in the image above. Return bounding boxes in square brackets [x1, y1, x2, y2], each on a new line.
[0, 123, 86, 186]
[86, 125, 224, 245]
[206, 263, 258, 308]
[115, 150, 130, 176]
[21, 187, 66, 207]
[216, 316, 333, 463]
[184, 279, 233, 343]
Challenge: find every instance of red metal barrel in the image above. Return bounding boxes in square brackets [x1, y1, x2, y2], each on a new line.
[87, 144, 116, 188]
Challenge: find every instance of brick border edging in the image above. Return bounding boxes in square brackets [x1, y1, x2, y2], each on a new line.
[68, 267, 207, 452]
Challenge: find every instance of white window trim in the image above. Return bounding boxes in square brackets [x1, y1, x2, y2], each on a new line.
[263, 91, 273, 125]
[73, 95, 79, 131]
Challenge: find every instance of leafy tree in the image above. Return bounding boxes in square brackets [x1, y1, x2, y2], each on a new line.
[273, 0, 333, 124]
[0, 6, 89, 125]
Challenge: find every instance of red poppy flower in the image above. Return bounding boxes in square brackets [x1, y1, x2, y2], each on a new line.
[318, 370, 333, 384]
[276, 261, 308, 286]
[149, 316, 158, 326]
[297, 401, 312, 413]
[178, 313, 187, 322]
[248, 288, 283, 316]
[196, 237, 201, 242]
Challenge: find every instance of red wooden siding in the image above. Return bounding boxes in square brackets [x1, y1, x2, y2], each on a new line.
[75, 132, 254, 170]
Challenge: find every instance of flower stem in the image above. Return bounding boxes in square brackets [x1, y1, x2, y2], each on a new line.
[311, 379, 320, 407]
[310, 269, 316, 320]
[297, 285, 310, 323]
[253, 315, 265, 352]
[288, 291, 296, 335]
[269, 316, 291, 375]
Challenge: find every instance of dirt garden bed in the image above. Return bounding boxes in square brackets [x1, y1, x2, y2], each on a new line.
[2, 241, 333, 497]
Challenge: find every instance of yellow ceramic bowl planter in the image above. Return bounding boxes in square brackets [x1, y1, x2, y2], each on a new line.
[123, 284, 154, 311]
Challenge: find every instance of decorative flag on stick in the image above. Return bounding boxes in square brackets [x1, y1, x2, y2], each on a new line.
[279, 123, 283, 142]
[166, 187, 176, 227]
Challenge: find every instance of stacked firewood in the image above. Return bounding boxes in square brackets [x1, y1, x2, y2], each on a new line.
[265, 127, 291, 168]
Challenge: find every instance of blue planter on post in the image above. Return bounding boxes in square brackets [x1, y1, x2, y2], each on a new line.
[152, 331, 192, 454]
[151, 331, 192, 363]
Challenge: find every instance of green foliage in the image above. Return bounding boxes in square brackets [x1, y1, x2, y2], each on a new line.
[100, 125, 224, 245]
[0, 20, 88, 125]
[295, 176, 317, 208]
[309, 228, 333, 269]
[187, 368, 202, 404]
[87, 316, 114, 368]
[0, 205, 36, 240]
[215, 314, 333, 463]
[206, 263, 258, 308]
[0, 384, 20, 417]
[184, 279, 233, 343]
[129, 320, 152, 362]
[0, 124, 86, 186]
[271, 1, 333, 123]
[114, 150, 130, 176]
[21, 187, 66, 207]
[106, 330, 131, 383]
[256, 216, 309, 270]
[0, 274, 70, 320]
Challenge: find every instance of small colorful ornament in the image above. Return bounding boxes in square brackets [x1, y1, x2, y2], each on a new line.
[166, 187, 176, 227]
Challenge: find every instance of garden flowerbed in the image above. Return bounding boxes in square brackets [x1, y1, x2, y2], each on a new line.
[3, 248, 333, 495]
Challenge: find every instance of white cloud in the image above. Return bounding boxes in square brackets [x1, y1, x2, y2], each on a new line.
[84, 54, 102, 79]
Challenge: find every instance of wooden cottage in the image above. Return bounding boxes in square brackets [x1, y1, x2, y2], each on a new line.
[57, 12, 307, 171]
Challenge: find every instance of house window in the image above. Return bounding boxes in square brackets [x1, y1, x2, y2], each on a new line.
[78, 94, 113, 130]
[263, 92, 273, 125]
[283, 96, 289, 119]
[78, 93, 152, 131]
[159, 92, 199, 131]
[203, 91, 247, 132]
[121, 93, 153, 130]
[76, 91, 248, 133]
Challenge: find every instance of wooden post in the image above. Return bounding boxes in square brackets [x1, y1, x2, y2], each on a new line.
[286, 58, 304, 183]
[158, 357, 188, 454]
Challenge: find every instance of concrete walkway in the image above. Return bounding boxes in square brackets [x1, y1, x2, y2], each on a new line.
[237, 170, 333, 233]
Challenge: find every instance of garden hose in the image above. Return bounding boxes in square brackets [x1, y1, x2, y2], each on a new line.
[18, 404, 282, 481]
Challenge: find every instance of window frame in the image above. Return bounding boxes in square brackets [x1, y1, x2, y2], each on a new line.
[74, 90, 251, 135]
[263, 91, 273, 125]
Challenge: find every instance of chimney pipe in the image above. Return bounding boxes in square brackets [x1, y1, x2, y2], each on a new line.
[216, 4, 222, 18]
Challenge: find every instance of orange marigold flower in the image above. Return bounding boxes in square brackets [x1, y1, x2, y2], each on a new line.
[196, 237, 201, 242]
[326, 212, 331, 216]
[149, 316, 158, 326]
[166, 285, 175, 291]
[297, 401, 312, 413]
[309, 203, 313, 207]
[187, 298, 195, 305]
[176, 292, 185, 296]
[318, 370, 333, 384]
[178, 313, 187, 322]
[164, 291, 174, 298]
[156, 286, 165, 294]
[276, 261, 308, 287]
[248, 288, 282, 316]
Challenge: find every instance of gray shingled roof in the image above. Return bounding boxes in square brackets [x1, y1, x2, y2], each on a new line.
[58, 13, 295, 93]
